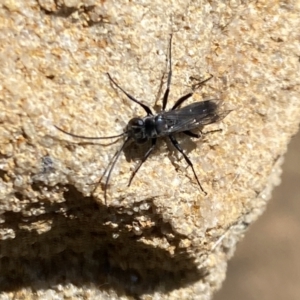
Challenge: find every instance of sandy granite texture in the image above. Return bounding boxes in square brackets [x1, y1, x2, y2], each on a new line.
[0, 0, 299, 299]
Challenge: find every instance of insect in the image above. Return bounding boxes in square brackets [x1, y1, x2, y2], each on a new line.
[55, 35, 231, 204]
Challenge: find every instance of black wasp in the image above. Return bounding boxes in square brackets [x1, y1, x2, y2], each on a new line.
[55, 35, 231, 204]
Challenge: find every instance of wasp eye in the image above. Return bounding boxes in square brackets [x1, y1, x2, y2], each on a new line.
[129, 118, 144, 127]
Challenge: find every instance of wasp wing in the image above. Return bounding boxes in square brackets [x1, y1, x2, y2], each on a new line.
[159, 99, 230, 134]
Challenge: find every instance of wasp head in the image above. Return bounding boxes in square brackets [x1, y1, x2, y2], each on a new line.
[127, 118, 148, 144]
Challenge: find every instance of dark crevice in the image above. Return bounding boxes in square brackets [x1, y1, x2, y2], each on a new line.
[0, 184, 209, 296]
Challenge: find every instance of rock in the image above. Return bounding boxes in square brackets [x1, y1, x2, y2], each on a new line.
[0, 0, 299, 299]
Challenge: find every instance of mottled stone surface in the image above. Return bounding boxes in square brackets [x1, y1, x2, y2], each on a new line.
[0, 0, 299, 299]
[215, 130, 300, 300]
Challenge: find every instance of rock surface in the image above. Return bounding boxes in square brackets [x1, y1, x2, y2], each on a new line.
[0, 0, 299, 299]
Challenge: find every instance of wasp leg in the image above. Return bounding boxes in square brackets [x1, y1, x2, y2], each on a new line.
[169, 134, 207, 195]
[183, 130, 202, 138]
[162, 34, 173, 111]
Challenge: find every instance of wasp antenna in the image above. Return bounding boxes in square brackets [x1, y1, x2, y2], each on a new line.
[102, 137, 131, 204]
[54, 125, 127, 140]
